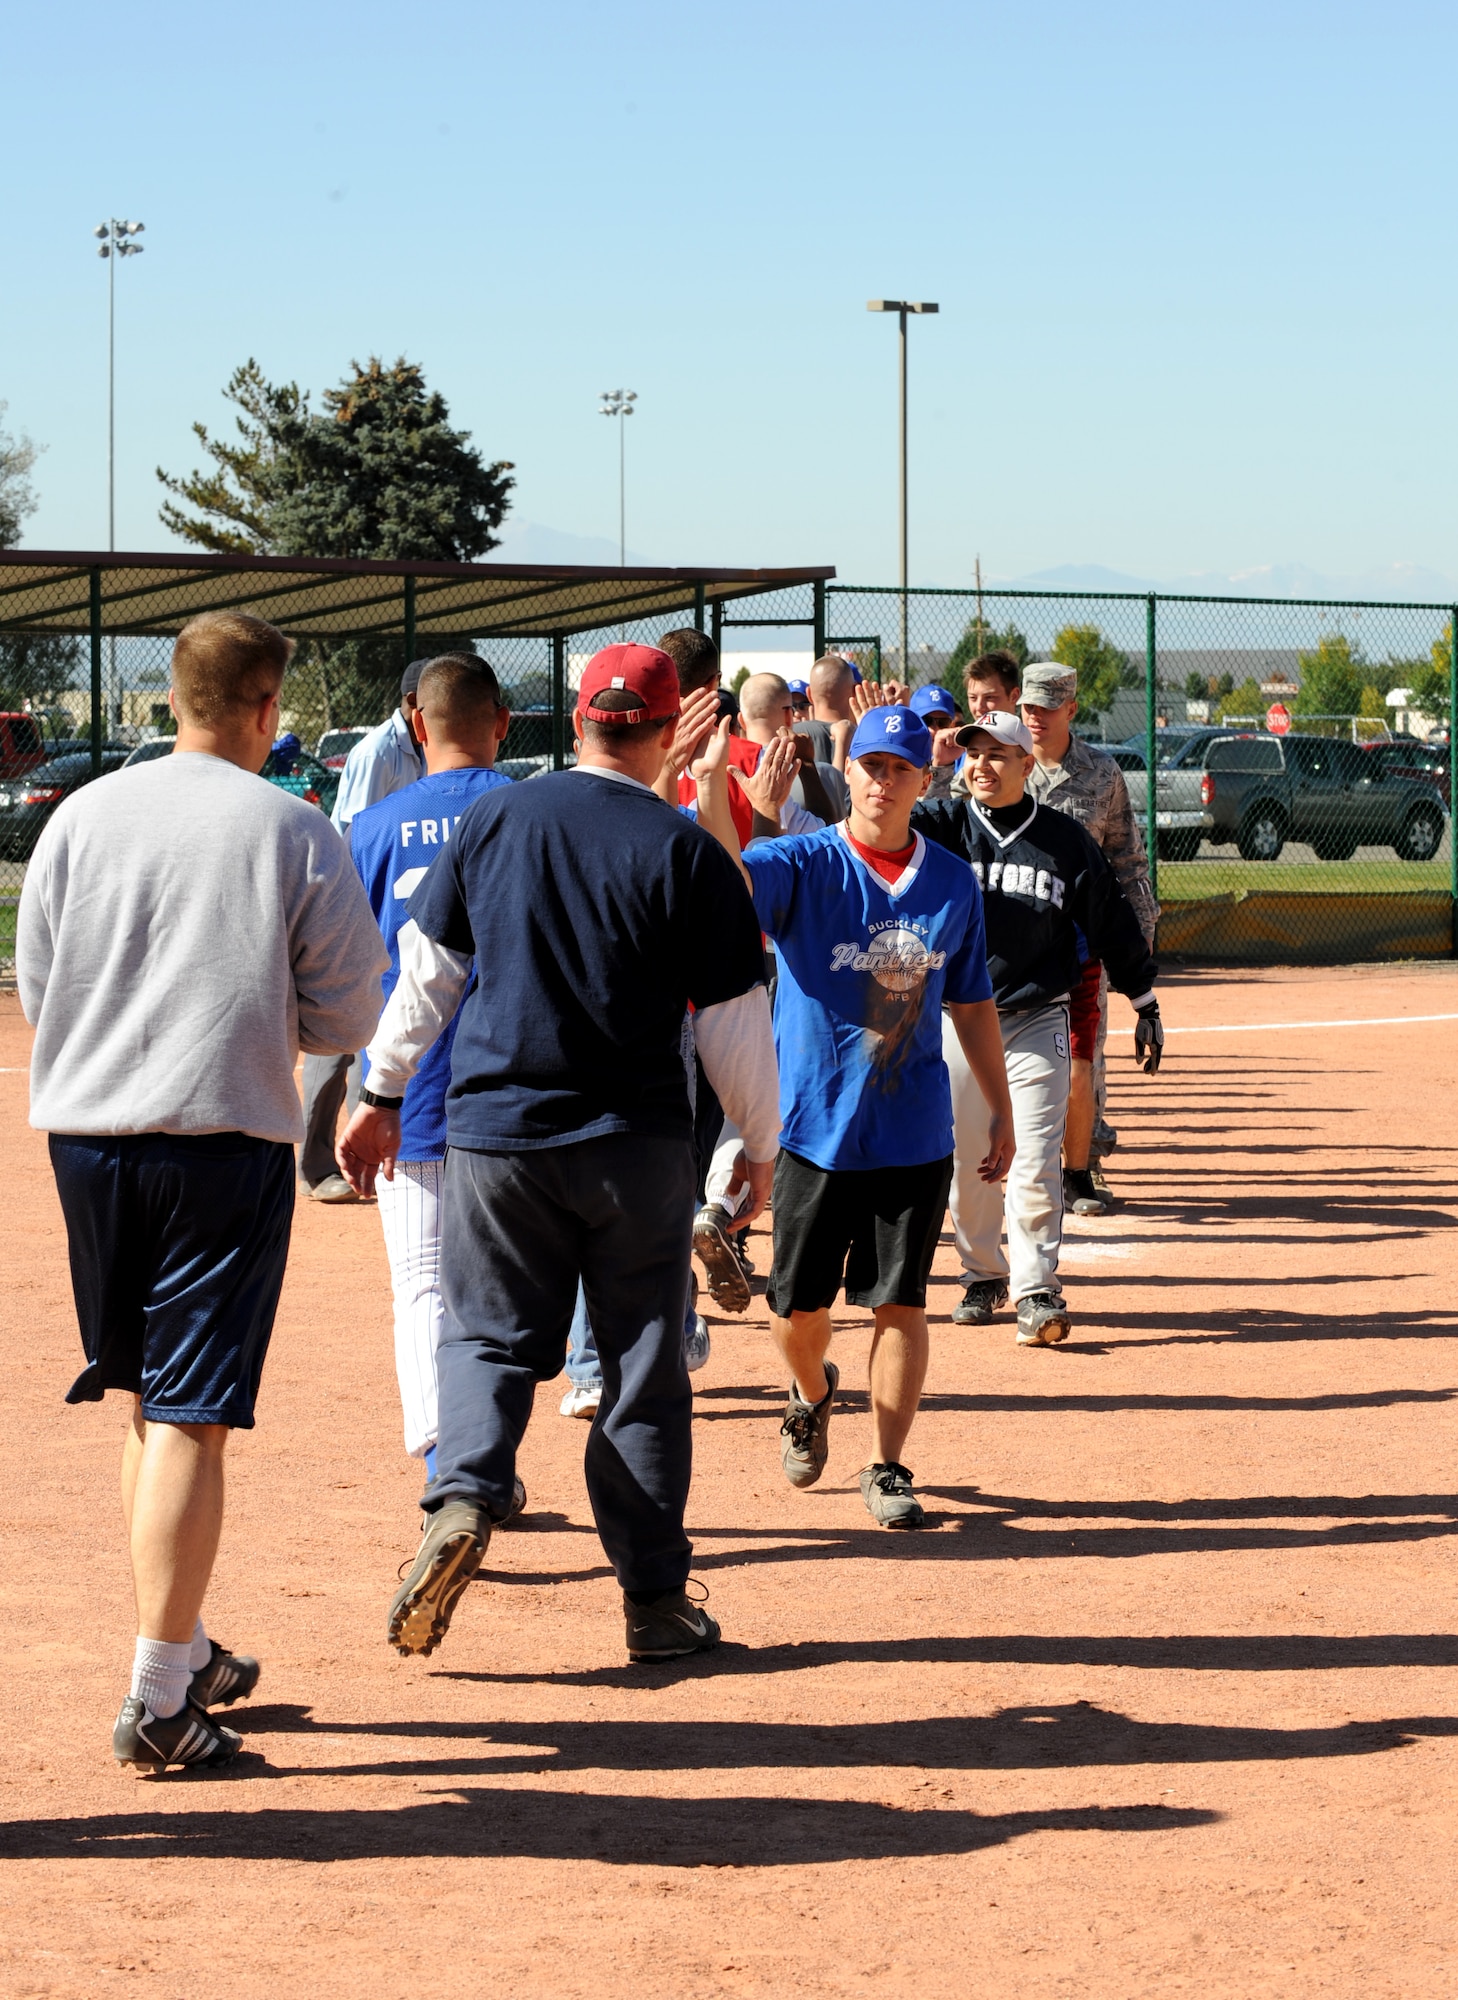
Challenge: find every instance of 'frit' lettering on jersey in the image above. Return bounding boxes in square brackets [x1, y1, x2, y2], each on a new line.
[970, 858, 1067, 909]
[399, 814, 471, 849]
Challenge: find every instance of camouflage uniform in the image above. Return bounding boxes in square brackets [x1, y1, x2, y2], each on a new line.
[1025, 734, 1158, 944]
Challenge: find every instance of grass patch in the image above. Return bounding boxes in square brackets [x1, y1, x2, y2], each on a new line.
[1159, 857, 1451, 897]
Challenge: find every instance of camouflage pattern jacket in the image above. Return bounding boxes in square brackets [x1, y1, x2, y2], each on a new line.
[941, 734, 1159, 943]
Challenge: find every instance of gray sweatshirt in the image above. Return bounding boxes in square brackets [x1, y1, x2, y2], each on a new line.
[18, 751, 388, 1143]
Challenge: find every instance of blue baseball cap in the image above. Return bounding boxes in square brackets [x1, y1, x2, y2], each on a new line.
[911, 684, 958, 722]
[786, 678, 810, 697]
[848, 705, 933, 768]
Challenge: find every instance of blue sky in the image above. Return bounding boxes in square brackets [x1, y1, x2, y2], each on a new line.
[4, 0, 1455, 589]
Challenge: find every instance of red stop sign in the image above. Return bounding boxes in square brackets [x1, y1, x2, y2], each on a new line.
[1266, 702, 1292, 736]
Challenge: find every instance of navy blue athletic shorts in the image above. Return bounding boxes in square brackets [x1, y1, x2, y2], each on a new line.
[49, 1131, 295, 1427]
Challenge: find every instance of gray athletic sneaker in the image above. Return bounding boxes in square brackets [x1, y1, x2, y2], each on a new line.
[860, 1462, 926, 1529]
[113, 1695, 242, 1773]
[189, 1641, 260, 1709]
[952, 1279, 1009, 1325]
[624, 1586, 722, 1662]
[693, 1205, 752, 1313]
[779, 1360, 839, 1488]
[388, 1501, 491, 1657]
[1016, 1291, 1072, 1346]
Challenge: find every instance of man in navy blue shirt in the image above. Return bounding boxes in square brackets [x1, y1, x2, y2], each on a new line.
[337, 644, 781, 1664]
[695, 706, 1015, 1530]
[347, 653, 512, 1481]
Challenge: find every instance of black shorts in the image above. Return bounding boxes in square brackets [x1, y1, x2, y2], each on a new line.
[766, 1148, 954, 1315]
[50, 1131, 295, 1427]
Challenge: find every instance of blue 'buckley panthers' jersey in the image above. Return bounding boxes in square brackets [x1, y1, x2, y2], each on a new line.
[742, 823, 992, 1172]
[349, 766, 511, 1159]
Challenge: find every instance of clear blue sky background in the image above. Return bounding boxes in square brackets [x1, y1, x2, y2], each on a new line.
[4, 0, 1454, 588]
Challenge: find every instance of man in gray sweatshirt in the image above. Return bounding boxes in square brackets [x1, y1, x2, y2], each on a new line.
[18, 609, 386, 1776]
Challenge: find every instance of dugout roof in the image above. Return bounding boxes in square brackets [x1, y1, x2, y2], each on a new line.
[0, 551, 835, 640]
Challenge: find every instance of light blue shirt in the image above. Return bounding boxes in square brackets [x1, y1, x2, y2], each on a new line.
[331, 709, 425, 831]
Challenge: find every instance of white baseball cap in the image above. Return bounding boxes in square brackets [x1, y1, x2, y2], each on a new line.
[954, 708, 1034, 754]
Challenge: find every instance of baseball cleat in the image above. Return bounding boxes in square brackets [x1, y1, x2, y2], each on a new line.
[952, 1279, 1009, 1325]
[860, 1462, 926, 1529]
[1063, 1168, 1107, 1217]
[693, 1205, 752, 1313]
[624, 1585, 721, 1663]
[388, 1501, 491, 1657]
[1016, 1292, 1072, 1346]
[189, 1641, 261, 1709]
[113, 1695, 242, 1774]
[779, 1361, 839, 1488]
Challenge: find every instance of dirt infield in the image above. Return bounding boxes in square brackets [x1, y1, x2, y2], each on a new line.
[1, 962, 1456, 1999]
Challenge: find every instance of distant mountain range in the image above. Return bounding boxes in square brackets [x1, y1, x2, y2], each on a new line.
[995, 561, 1458, 604]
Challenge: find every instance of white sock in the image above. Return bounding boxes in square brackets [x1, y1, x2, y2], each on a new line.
[188, 1618, 211, 1672]
[131, 1636, 194, 1720]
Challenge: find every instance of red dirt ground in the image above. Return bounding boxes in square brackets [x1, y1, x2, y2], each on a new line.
[1, 962, 1456, 2000]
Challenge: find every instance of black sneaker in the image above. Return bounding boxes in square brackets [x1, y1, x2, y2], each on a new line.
[692, 1205, 752, 1314]
[189, 1641, 260, 1709]
[1016, 1292, 1071, 1346]
[780, 1360, 839, 1489]
[624, 1584, 721, 1662]
[860, 1462, 926, 1529]
[388, 1501, 491, 1657]
[732, 1233, 755, 1278]
[113, 1695, 242, 1773]
[1063, 1168, 1106, 1217]
[952, 1279, 1009, 1325]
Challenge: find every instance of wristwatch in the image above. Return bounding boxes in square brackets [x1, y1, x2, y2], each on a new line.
[359, 1086, 404, 1110]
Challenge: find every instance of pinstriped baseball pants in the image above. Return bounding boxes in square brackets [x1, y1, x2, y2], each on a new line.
[376, 1159, 445, 1459]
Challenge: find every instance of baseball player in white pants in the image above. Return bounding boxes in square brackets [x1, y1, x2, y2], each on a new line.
[376, 1160, 446, 1457]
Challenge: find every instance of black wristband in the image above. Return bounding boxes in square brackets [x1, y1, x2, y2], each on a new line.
[359, 1086, 404, 1110]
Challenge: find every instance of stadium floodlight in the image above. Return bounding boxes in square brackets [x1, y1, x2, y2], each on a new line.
[93, 219, 148, 549]
[867, 300, 940, 675]
[599, 390, 637, 566]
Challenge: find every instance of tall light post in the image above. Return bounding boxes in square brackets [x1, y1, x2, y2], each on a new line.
[867, 300, 938, 678]
[598, 388, 636, 566]
[94, 219, 145, 551]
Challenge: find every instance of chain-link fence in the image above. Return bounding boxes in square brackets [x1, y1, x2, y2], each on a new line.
[826, 583, 1458, 964]
[0, 553, 828, 981]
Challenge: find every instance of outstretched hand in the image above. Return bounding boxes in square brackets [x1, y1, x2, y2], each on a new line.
[689, 714, 734, 783]
[739, 730, 799, 821]
[662, 685, 722, 780]
[848, 677, 908, 721]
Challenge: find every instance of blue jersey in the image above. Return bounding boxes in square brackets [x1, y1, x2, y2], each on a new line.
[742, 824, 992, 1172]
[350, 766, 511, 1159]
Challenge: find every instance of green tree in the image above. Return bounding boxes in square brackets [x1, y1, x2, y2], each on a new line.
[1050, 623, 1139, 722]
[0, 401, 39, 548]
[1406, 621, 1454, 728]
[1183, 670, 1208, 701]
[0, 631, 82, 715]
[1295, 634, 1364, 719]
[1217, 677, 1265, 721]
[947, 617, 1030, 680]
[1357, 683, 1387, 721]
[159, 358, 516, 727]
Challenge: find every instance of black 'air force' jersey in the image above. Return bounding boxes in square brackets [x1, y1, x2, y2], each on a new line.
[912, 794, 1157, 1013]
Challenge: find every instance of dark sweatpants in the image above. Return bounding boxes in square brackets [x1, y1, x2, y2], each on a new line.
[431, 1133, 697, 1596]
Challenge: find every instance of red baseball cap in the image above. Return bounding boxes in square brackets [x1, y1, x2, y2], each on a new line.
[577, 644, 681, 726]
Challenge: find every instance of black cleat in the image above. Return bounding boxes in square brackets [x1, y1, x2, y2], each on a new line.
[113, 1695, 241, 1774]
[188, 1641, 260, 1709]
[624, 1585, 721, 1662]
[952, 1279, 1009, 1325]
[1063, 1168, 1108, 1217]
[692, 1205, 752, 1314]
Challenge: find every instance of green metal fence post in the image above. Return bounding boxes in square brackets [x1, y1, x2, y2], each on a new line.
[403, 573, 416, 672]
[89, 567, 103, 779]
[813, 578, 826, 661]
[693, 582, 705, 634]
[711, 599, 723, 655]
[1145, 592, 1158, 902]
[551, 633, 566, 771]
[1450, 607, 1457, 951]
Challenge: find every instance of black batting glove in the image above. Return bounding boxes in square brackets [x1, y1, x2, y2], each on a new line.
[1134, 1000, 1164, 1075]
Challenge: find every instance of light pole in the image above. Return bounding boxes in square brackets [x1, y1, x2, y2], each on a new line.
[94, 219, 145, 551]
[599, 389, 636, 566]
[867, 299, 938, 679]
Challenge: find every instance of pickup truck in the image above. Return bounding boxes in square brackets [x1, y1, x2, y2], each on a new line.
[1117, 728, 1448, 863]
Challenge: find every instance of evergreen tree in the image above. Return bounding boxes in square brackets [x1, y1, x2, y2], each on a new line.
[1050, 624, 1140, 722]
[947, 617, 1030, 680]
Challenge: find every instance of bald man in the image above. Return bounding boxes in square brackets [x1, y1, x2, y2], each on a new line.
[739, 673, 848, 825]
[800, 656, 857, 772]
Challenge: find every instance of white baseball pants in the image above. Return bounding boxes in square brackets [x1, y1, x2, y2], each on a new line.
[943, 1003, 1070, 1302]
[376, 1159, 445, 1458]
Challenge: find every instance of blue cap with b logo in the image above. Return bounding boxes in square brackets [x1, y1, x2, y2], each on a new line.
[848, 705, 933, 768]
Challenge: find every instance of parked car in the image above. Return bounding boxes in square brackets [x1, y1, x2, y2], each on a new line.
[122, 737, 176, 768]
[1116, 729, 1250, 859]
[1124, 729, 1447, 862]
[495, 754, 555, 782]
[0, 712, 47, 779]
[1358, 735, 1449, 799]
[315, 726, 371, 771]
[0, 749, 131, 860]
[266, 748, 340, 817]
